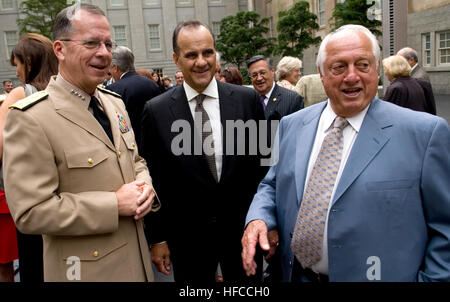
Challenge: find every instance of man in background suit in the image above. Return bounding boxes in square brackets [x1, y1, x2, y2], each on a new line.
[3, 3, 158, 281]
[248, 55, 303, 122]
[107, 46, 160, 147]
[242, 25, 450, 282]
[141, 20, 266, 282]
[397, 47, 431, 82]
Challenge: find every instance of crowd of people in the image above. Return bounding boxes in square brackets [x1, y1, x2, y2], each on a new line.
[0, 3, 448, 284]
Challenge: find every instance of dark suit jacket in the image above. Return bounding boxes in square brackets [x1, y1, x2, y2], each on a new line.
[264, 84, 304, 148]
[383, 77, 431, 114]
[107, 71, 160, 147]
[416, 78, 436, 115]
[411, 64, 430, 82]
[141, 81, 266, 252]
[265, 84, 304, 121]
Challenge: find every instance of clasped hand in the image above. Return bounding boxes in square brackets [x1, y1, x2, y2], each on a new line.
[116, 180, 155, 220]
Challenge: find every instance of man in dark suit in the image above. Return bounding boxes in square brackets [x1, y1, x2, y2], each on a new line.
[107, 46, 160, 147]
[247, 55, 304, 281]
[141, 20, 266, 282]
[248, 55, 304, 122]
[397, 47, 430, 82]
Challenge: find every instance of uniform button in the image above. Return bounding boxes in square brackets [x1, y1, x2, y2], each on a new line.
[117, 151, 122, 158]
[93, 250, 99, 257]
[88, 158, 94, 165]
[132, 143, 136, 148]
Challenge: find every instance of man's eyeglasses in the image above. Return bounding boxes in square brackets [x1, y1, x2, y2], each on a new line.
[250, 70, 267, 79]
[60, 39, 116, 52]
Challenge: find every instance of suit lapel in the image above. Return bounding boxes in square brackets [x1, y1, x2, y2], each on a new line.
[218, 82, 237, 183]
[295, 103, 326, 205]
[50, 82, 116, 151]
[331, 99, 392, 207]
[265, 84, 280, 118]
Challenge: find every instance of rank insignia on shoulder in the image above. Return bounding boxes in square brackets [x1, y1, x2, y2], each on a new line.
[9, 90, 48, 111]
[117, 114, 130, 133]
[97, 85, 122, 98]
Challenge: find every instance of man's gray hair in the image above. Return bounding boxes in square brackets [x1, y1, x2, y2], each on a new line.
[316, 24, 380, 75]
[397, 47, 419, 63]
[111, 46, 135, 73]
[52, 3, 105, 40]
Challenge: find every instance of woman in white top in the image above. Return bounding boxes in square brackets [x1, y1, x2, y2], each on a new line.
[276, 56, 302, 91]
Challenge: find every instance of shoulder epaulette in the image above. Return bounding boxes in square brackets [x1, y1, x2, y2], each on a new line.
[97, 85, 122, 98]
[9, 90, 48, 111]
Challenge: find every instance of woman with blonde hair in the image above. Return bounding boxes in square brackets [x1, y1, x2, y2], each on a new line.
[0, 33, 58, 282]
[276, 56, 302, 90]
[382, 55, 434, 113]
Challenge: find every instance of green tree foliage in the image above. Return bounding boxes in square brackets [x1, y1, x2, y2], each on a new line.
[17, 0, 74, 39]
[216, 11, 275, 72]
[275, 1, 321, 58]
[331, 0, 382, 36]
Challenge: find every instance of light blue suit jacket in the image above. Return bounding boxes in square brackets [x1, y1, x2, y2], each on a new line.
[246, 98, 450, 282]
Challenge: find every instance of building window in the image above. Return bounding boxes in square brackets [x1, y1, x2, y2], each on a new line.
[1, 0, 14, 10]
[176, 0, 193, 6]
[238, 0, 248, 10]
[422, 33, 431, 67]
[438, 31, 450, 65]
[111, 0, 124, 6]
[148, 24, 161, 50]
[113, 26, 127, 47]
[317, 0, 325, 26]
[208, 0, 223, 5]
[212, 22, 221, 38]
[5, 31, 18, 57]
[153, 68, 163, 78]
[144, 0, 161, 6]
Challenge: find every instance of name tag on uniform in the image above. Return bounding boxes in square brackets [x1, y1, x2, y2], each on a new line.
[117, 114, 130, 133]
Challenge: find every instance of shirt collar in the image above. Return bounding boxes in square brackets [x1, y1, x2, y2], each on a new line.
[322, 100, 370, 133]
[263, 82, 276, 99]
[120, 71, 129, 80]
[411, 63, 418, 72]
[185, 78, 219, 102]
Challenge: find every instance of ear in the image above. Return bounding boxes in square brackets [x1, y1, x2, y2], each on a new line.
[172, 52, 180, 68]
[53, 41, 65, 61]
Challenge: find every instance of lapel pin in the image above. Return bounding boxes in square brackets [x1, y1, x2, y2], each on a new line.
[273, 98, 277, 102]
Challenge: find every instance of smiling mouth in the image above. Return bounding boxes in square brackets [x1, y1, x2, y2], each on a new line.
[342, 87, 362, 96]
[91, 65, 108, 71]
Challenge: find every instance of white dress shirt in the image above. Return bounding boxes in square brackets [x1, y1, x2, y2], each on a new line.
[184, 80, 223, 181]
[261, 83, 276, 106]
[304, 101, 369, 275]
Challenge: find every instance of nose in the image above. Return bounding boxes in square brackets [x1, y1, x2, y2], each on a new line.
[96, 42, 111, 56]
[344, 64, 360, 83]
[196, 55, 207, 67]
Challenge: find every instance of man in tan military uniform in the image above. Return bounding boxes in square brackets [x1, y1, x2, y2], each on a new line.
[2, 3, 159, 282]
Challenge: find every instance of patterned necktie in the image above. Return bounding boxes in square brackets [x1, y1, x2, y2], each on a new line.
[291, 116, 349, 268]
[194, 94, 218, 183]
[260, 95, 266, 110]
[89, 96, 113, 143]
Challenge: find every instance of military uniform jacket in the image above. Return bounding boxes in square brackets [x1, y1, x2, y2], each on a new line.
[3, 75, 157, 282]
